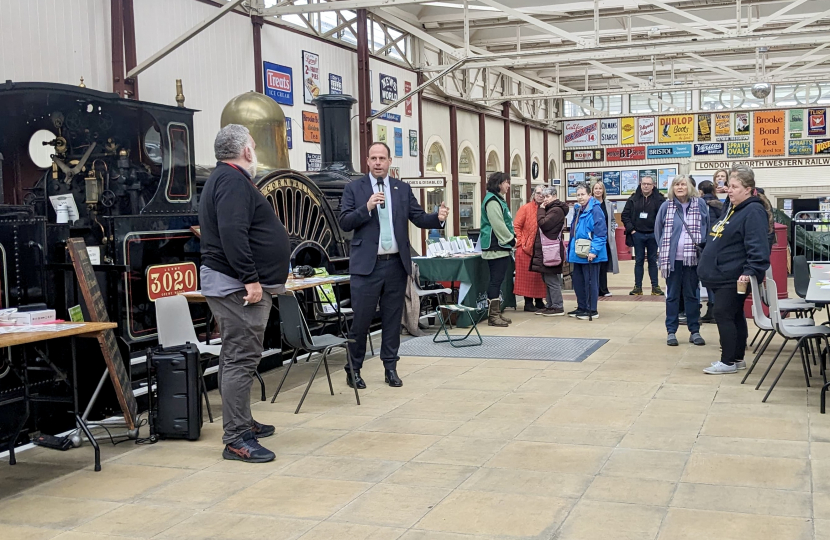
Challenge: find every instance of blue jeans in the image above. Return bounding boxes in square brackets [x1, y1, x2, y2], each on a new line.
[572, 263, 600, 312]
[632, 231, 659, 289]
[665, 260, 701, 334]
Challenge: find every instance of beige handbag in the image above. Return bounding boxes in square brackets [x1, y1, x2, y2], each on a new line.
[574, 238, 592, 258]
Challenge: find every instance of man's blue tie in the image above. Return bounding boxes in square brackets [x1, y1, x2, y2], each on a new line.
[376, 180, 393, 250]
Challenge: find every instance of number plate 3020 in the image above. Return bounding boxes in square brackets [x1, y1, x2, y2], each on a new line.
[147, 262, 198, 301]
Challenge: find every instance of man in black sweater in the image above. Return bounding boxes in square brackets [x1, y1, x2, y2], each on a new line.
[621, 176, 666, 295]
[199, 124, 290, 463]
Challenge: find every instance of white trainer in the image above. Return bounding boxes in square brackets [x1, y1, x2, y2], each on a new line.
[710, 360, 746, 370]
[703, 361, 738, 374]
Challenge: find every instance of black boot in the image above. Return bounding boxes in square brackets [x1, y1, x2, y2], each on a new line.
[384, 369, 403, 387]
[346, 370, 366, 389]
[535, 298, 545, 309]
[700, 302, 715, 323]
[523, 297, 537, 312]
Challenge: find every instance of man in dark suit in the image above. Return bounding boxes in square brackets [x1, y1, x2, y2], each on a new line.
[339, 141, 448, 388]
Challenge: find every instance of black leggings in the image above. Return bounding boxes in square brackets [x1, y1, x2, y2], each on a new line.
[712, 286, 748, 365]
[486, 256, 510, 299]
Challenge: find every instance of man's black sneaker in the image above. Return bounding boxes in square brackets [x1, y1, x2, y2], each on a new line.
[222, 431, 275, 463]
[252, 420, 276, 438]
[568, 309, 584, 317]
[577, 311, 599, 320]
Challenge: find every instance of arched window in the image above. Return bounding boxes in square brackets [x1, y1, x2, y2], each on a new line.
[548, 159, 557, 180]
[486, 151, 500, 173]
[459, 147, 475, 174]
[426, 142, 446, 173]
[511, 155, 523, 178]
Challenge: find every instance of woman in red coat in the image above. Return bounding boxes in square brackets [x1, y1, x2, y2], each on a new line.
[513, 185, 548, 312]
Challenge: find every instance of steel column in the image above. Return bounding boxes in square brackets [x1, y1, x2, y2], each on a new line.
[450, 105, 460, 235]
[357, 9, 371, 173]
[111, 0, 126, 97]
[418, 72, 426, 253]
[524, 125, 531, 201]
[478, 112, 486, 201]
[543, 132, 549, 184]
[502, 102, 510, 175]
[253, 15, 264, 93]
[122, 0, 138, 98]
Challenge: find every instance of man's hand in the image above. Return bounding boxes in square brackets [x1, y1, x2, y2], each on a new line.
[367, 192, 385, 212]
[244, 282, 263, 304]
[437, 201, 449, 222]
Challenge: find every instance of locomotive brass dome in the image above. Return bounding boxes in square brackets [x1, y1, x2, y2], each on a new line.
[220, 91, 290, 171]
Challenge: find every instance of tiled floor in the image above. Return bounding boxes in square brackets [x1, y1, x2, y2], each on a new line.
[1, 262, 828, 540]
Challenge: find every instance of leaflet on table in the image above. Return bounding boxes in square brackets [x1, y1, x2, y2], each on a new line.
[312, 268, 338, 313]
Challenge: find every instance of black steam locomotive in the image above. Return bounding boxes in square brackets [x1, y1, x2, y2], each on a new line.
[0, 80, 363, 445]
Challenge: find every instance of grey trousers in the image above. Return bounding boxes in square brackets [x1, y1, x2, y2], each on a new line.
[206, 290, 272, 445]
[543, 274, 564, 310]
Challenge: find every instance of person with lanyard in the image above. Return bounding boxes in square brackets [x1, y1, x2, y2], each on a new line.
[479, 172, 516, 327]
[654, 175, 710, 348]
[621, 175, 666, 296]
[199, 124, 291, 463]
[339, 142, 448, 389]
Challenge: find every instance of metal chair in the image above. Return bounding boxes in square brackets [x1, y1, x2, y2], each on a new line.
[433, 303, 483, 348]
[308, 282, 374, 356]
[271, 292, 360, 414]
[755, 277, 830, 402]
[742, 275, 814, 384]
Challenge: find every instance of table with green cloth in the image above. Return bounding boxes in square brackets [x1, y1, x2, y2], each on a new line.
[413, 255, 516, 326]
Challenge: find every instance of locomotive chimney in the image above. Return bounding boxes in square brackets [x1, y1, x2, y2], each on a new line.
[314, 94, 357, 173]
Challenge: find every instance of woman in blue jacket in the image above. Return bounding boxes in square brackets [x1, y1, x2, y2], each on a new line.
[567, 183, 607, 320]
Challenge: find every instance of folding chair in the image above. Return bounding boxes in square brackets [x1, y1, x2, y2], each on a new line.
[271, 292, 360, 414]
[433, 303, 483, 348]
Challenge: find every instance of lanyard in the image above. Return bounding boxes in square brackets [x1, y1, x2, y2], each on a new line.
[225, 163, 257, 189]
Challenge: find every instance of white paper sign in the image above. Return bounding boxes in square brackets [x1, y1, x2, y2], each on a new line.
[563, 120, 599, 148]
[600, 119, 619, 145]
[86, 247, 101, 265]
[48, 194, 80, 223]
[638, 117, 656, 143]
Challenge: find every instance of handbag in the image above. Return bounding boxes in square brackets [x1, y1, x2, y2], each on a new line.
[540, 229, 563, 266]
[571, 210, 593, 259]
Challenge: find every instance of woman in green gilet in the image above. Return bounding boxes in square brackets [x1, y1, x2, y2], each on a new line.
[480, 172, 516, 326]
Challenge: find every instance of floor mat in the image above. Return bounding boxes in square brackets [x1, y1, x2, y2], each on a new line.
[398, 336, 607, 362]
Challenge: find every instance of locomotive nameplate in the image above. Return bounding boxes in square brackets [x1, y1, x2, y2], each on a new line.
[146, 262, 198, 302]
[67, 238, 137, 429]
[260, 177, 321, 204]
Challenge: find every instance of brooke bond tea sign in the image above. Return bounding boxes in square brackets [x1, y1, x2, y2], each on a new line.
[264, 62, 293, 106]
[564, 120, 598, 148]
[637, 117, 655, 143]
[753, 111, 785, 156]
[657, 115, 694, 143]
[563, 149, 604, 163]
[607, 146, 646, 161]
[600, 119, 619, 145]
[621, 117, 635, 144]
[809, 109, 827, 136]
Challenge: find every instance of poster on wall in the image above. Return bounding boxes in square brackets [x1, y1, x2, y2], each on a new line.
[715, 113, 731, 136]
[390, 167, 401, 179]
[409, 130, 418, 156]
[621, 170, 639, 195]
[302, 51, 321, 104]
[697, 114, 712, 142]
[753, 110, 785, 156]
[809, 108, 827, 136]
[564, 120, 598, 147]
[647, 144, 691, 158]
[621, 117, 635, 144]
[657, 114, 694, 143]
[637, 117, 655, 143]
[302, 111, 319, 143]
[657, 168, 677, 192]
[563, 149, 604, 163]
[377, 125, 387, 143]
[789, 140, 813, 156]
[328, 73, 343, 94]
[639, 169, 657, 184]
[815, 139, 830, 154]
[607, 146, 646, 161]
[602, 171, 621, 196]
[601, 119, 619, 145]
[404, 82, 412, 116]
[394, 128, 403, 157]
[306, 153, 321, 172]
[286, 118, 293, 149]
[694, 143, 723, 155]
[726, 140, 750, 157]
[567, 172, 584, 197]
[789, 109, 804, 138]
[734, 112, 750, 136]
[379, 73, 398, 105]
[584, 171, 602, 186]
[263, 61, 293, 106]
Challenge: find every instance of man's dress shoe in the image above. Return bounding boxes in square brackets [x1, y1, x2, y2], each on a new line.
[346, 371, 366, 389]
[384, 369, 403, 387]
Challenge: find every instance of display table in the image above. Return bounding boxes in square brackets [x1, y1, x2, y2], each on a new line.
[413, 255, 516, 321]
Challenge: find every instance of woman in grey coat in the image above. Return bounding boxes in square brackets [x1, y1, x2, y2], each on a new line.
[592, 181, 619, 297]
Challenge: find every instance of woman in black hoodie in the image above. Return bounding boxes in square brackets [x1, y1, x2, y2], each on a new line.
[698, 165, 771, 375]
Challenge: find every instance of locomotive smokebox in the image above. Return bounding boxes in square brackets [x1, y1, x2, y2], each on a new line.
[220, 91, 290, 172]
[314, 94, 357, 173]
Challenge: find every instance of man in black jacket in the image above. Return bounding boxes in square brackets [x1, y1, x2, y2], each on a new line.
[621, 176, 666, 295]
[199, 124, 291, 463]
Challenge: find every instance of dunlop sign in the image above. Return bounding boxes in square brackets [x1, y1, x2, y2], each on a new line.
[657, 115, 694, 143]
